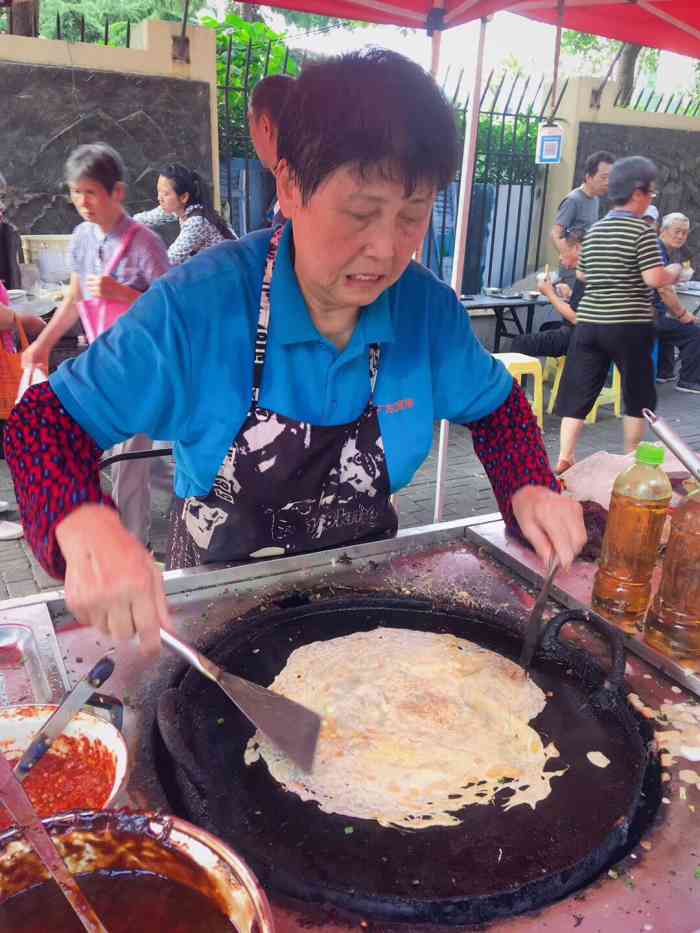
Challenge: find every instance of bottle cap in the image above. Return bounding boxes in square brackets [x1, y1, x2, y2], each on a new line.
[635, 442, 665, 466]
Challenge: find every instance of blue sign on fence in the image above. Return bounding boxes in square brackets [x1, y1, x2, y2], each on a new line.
[536, 123, 564, 165]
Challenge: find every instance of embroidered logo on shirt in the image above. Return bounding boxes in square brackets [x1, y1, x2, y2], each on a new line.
[377, 398, 415, 414]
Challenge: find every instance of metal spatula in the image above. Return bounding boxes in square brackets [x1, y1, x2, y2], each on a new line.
[160, 629, 321, 772]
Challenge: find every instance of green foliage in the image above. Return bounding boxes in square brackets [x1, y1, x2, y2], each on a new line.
[203, 12, 299, 159]
[266, 8, 370, 33]
[454, 107, 539, 185]
[39, 0, 207, 44]
[561, 33, 658, 84]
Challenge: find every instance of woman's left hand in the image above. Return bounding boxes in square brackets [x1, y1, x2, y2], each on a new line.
[85, 275, 126, 302]
[511, 485, 586, 571]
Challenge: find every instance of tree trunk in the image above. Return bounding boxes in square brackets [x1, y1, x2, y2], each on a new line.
[617, 43, 642, 107]
[10, 0, 37, 36]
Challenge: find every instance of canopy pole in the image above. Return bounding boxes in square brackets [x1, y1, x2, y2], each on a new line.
[433, 15, 488, 524]
[430, 29, 443, 77]
[550, 0, 565, 119]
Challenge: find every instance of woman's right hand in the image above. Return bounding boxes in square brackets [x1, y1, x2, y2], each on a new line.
[21, 339, 51, 374]
[55, 504, 169, 656]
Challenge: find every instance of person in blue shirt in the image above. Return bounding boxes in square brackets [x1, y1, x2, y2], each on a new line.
[6, 50, 584, 655]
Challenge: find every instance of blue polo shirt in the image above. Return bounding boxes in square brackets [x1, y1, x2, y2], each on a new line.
[51, 224, 512, 498]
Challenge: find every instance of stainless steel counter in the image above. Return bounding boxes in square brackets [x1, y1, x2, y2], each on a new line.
[2, 516, 699, 932]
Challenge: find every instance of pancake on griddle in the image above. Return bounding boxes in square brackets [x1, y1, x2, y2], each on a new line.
[245, 628, 565, 829]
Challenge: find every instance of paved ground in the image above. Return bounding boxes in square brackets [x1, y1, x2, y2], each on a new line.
[0, 378, 697, 600]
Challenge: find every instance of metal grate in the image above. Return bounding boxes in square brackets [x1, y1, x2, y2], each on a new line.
[424, 72, 568, 291]
[614, 84, 700, 116]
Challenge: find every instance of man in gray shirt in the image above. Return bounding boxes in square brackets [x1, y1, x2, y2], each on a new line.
[551, 150, 615, 286]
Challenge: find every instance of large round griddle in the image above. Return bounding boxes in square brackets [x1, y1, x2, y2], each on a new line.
[155, 597, 660, 926]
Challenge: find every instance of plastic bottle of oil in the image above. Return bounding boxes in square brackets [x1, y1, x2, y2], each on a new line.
[591, 443, 672, 633]
[644, 484, 700, 658]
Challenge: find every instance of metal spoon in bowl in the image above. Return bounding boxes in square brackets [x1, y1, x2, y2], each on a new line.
[0, 752, 109, 932]
[160, 629, 321, 772]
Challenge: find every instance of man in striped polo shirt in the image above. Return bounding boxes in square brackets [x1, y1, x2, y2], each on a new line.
[553, 157, 682, 474]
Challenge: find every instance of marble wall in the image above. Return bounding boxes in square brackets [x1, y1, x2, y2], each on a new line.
[1, 61, 213, 237]
[575, 121, 700, 261]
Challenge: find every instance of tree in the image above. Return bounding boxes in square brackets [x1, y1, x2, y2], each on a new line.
[561, 32, 659, 106]
[9, 0, 37, 36]
[266, 8, 369, 32]
[202, 11, 299, 158]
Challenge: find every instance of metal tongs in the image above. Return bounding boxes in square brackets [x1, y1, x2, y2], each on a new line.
[642, 409, 700, 483]
[519, 557, 560, 672]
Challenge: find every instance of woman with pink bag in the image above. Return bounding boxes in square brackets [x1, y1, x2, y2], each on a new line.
[22, 144, 170, 546]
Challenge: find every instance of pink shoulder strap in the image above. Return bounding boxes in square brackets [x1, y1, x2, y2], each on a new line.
[103, 222, 143, 276]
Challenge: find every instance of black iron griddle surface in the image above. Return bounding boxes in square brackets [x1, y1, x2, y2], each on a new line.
[155, 598, 658, 925]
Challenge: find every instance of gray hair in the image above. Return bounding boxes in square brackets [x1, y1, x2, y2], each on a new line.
[64, 143, 126, 194]
[661, 211, 690, 231]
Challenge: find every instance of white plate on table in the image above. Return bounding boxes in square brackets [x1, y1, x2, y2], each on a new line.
[10, 296, 56, 317]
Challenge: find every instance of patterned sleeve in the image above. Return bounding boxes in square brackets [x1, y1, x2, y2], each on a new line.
[132, 206, 177, 226]
[465, 381, 560, 530]
[4, 382, 115, 579]
[167, 216, 212, 266]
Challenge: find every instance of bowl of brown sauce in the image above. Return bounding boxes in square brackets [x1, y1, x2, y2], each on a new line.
[0, 809, 275, 932]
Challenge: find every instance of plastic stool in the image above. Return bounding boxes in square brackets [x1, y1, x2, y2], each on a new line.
[546, 357, 566, 414]
[547, 358, 622, 423]
[494, 352, 543, 427]
[586, 365, 622, 423]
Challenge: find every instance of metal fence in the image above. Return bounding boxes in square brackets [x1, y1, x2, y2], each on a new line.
[217, 36, 302, 235]
[0, 9, 135, 45]
[614, 83, 700, 117]
[1, 11, 564, 284]
[424, 72, 567, 292]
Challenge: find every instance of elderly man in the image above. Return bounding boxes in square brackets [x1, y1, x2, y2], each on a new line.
[654, 212, 700, 394]
[550, 150, 615, 288]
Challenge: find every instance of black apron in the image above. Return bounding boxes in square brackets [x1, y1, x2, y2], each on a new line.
[167, 226, 398, 570]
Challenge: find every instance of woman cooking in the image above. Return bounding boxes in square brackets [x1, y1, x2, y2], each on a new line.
[5, 50, 585, 656]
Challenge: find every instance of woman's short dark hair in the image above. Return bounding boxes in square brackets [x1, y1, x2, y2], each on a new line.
[277, 49, 459, 203]
[64, 143, 126, 193]
[583, 150, 615, 179]
[160, 163, 234, 240]
[607, 156, 657, 206]
[250, 74, 295, 127]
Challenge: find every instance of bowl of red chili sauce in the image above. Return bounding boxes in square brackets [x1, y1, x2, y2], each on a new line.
[0, 809, 275, 932]
[0, 704, 128, 832]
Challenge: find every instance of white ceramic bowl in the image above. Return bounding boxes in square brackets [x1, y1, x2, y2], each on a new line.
[7, 289, 27, 304]
[0, 704, 128, 809]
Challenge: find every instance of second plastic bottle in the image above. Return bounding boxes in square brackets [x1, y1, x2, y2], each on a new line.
[591, 443, 672, 634]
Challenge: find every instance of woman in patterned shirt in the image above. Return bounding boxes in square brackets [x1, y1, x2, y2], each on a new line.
[134, 164, 235, 265]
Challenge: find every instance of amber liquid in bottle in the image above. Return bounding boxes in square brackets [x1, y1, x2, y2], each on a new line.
[645, 490, 700, 658]
[592, 448, 672, 635]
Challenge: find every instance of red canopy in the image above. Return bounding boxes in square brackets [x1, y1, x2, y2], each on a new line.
[486, 0, 700, 60]
[261, 0, 700, 59]
[257, 0, 504, 32]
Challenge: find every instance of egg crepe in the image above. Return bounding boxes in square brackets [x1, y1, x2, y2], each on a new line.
[245, 628, 565, 830]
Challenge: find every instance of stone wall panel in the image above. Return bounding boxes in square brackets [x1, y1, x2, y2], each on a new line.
[1, 61, 212, 241]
